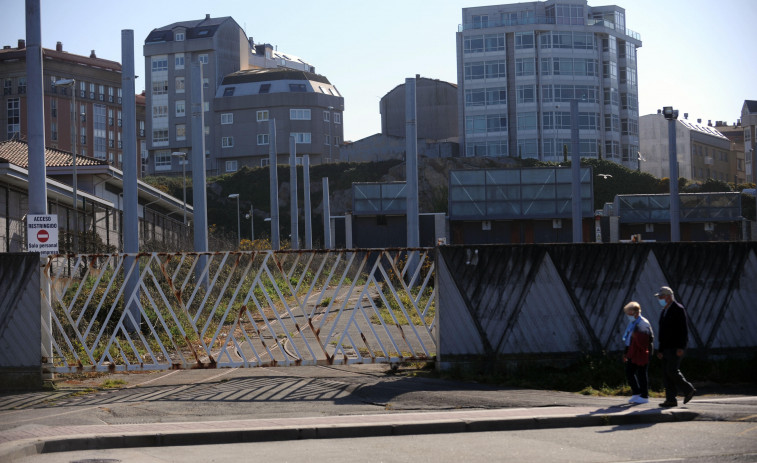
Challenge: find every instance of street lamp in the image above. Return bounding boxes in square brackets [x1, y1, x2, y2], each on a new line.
[171, 152, 187, 225]
[54, 78, 78, 253]
[244, 204, 254, 241]
[662, 106, 680, 242]
[327, 105, 334, 162]
[228, 193, 240, 248]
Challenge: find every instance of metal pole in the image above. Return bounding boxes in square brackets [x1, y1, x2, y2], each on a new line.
[269, 119, 280, 250]
[571, 99, 582, 243]
[182, 158, 186, 224]
[668, 115, 680, 242]
[122, 29, 140, 331]
[303, 155, 312, 249]
[289, 135, 298, 249]
[322, 177, 332, 249]
[328, 106, 334, 162]
[249, 205, 254, 241]
[405, 78, 419, 249]
[26, 0, 46, 220]
[191, 62, 209, 285]
[235, 196, 240, 247]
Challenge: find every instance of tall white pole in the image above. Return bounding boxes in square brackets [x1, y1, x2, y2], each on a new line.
[303, 155, 312, 249]
[322, 177, 332, 249]
[191, 62, 209, 286]
[289, 135, 299, 249]
[571, 99, 582, 243]
[668, 115, 680, 242]
[122, 30, 140, 331]
[405, 78, 419, 249]
[269, 119, 280, 250]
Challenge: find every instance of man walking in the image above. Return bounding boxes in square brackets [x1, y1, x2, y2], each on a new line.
[655, 286, 696, 408]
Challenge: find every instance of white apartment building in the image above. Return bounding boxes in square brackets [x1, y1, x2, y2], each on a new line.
[456, 0, 642, 169]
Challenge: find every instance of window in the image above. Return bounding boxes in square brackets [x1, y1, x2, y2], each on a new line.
[516, 85, 535, 103]
[108, 86, 114, 102]
[3, 79, 12, 95]
[175, 32, 185, 42]
[151, 55, 168, 72]
[260, 158, 269, 167]
[487, 87, 507, 105]
[259, 84, 271, 94]
[486, 114, 507, 133]
[257, 134, 269, 145]
[175, 100, 185, 117]
[334, 113, 341, 124]
[154, 150, 171, 169]
[290, 109, 311, 120]
[51, 99, 57, 117]
[152, 129, 169, 145]
[485, 60, 506, 79]
[514, 32, 534, 49]
[257, 110, 269, 122]
[464, 35, 484, 54]
[291, 132, 311, 144]
[289, 83, 307, 92]
[175, 53, 184, 69]
[222, 136, 234, 148]
[515, 58, 535, 76]
[225, 160, 238, 172]
[517, 112, 537, 131]
[18, 77, 27, 94]
[464, 62, 485, 80]
[152, 80, 168, 95]
[198, 54, 208, 64]
[176, 124, 186, 141]
[51, 122, 57, 141]
[203, 101, 209, 112]
[153, 105, 168, 118]
[175, 77, 185, 93]
[324, 133, 330, 145]
[221, 113, 233, 124]
[472, 14, 489, 29]
[93, 104, 106, 160]
[465, 88, 485, 107]
[223, 87, 235, 96]
[323, 111, 330, 122]
[485, 33, 505, 52]
[202, 77, 209, 89]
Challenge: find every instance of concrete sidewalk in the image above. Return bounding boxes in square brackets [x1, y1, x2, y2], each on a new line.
[1, 365, 754, 461]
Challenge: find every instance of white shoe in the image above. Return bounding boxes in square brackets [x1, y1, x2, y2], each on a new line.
[628, 395, 640, 404]
[631, 396, 649, 404]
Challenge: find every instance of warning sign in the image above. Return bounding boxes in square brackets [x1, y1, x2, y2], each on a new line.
[27, 214, 59, 256]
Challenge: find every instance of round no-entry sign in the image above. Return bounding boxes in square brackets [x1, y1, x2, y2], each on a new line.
[38, 229, 49, 243]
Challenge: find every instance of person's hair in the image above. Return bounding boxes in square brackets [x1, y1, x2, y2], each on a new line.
[623, 301, 641, 315]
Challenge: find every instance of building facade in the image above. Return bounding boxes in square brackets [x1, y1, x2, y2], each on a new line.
[639, 113, 731, 182]
[742, 100, 757, 183]
[456, 0, 642, 168]
[212, 68, 344, 171]
[380, 76, 458, 142]
[143, 15, 323, 177]
[0, 40, 145, 174]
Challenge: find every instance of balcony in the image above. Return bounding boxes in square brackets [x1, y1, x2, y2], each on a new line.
[458, 16, 640, 41]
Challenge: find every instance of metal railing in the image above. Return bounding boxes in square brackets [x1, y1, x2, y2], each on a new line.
[42, 249, 436, 373]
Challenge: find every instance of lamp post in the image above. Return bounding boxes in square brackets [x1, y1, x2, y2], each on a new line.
[662, 106, 680, 242]
[245, 205, 254, 241]
[54, 78, 78, 253]
[171, 152, 187, 225]
[228, 193, 240, 248]
[328, 106, 334, 162]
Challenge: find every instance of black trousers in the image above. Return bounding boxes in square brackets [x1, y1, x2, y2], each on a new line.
[661, 348, 694, 402]
[625, 360, 649, 398]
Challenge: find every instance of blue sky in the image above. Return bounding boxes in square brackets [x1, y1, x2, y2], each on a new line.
[4, 0, 756, 141]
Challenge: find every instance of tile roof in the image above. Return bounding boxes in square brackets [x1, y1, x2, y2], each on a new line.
[0, 47, 121, 73]
[0, 139, 108, 169]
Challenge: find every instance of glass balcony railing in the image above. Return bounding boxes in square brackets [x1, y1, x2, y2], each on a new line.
[458, 17, 641, 41]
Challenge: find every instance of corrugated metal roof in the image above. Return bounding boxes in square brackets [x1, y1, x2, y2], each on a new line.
[0, 139, 107, 169]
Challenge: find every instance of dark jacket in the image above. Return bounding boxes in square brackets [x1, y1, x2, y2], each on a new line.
[658, 300, 689, 350]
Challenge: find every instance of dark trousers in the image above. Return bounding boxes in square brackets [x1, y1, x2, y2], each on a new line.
[625, 360, 649, 398]
[661, 348, 694, 402]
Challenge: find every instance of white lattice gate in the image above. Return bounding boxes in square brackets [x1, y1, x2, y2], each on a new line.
[42, 249, 436, 373]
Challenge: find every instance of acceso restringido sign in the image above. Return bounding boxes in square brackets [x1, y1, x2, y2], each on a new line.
[27, 214, 59, 256]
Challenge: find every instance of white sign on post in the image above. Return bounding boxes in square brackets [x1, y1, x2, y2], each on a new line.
[27, 214, 59, 256]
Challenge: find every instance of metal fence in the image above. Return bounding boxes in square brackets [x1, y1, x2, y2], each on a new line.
[42, 249, 437, 373]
